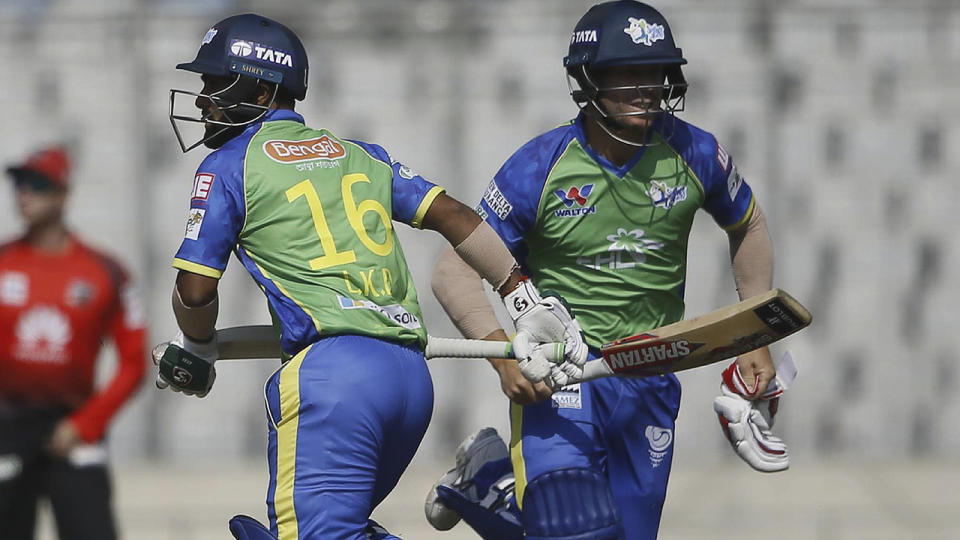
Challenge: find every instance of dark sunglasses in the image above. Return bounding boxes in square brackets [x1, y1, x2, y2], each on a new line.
[12, 172, 60, 193]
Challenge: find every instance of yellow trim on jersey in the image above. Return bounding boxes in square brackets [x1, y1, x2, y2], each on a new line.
[411, 186, 446, 229]
[509, 402, 528, 508]
[247, 253, 323, 333]
[273, 343, 312, 540]
[722, 195, 756, 231]
[171, 258, 223, 279]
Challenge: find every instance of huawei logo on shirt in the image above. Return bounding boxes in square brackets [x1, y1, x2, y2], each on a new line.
[14, 305, 72, 363]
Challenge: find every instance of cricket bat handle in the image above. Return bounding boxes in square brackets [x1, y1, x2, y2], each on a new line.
[424, 337, 565, 363]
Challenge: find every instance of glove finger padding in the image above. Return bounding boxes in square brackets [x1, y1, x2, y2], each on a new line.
[539, 295, 588, 367]
[714, 354, 797, 473]
[512, 333, 552, 383]
[713, 389, 789, 473]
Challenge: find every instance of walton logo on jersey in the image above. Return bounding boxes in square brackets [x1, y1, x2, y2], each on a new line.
[646, 180, 687, 210]
[264, 136, 346, 164]
[624, 17, 665, 46]
[570, 29, 598, 44]
[553, 184, 598, 218]
[228, 39, 294, 67]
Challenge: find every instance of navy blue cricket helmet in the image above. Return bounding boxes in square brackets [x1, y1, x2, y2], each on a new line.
[169, 14, 309, 152]
[178, 13, 308, 101]
[564, 0, 686, 72]
[563, 1, 688, 145]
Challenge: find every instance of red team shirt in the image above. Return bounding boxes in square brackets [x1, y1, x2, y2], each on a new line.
[0, 236, 146, 442]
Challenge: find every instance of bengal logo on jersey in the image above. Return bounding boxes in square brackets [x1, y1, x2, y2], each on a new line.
[263, 136, 346, 164]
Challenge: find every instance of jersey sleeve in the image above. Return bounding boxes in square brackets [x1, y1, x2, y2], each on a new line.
[698, 138, 755, 230]
[347, 140, 445, 229]
[477, 135, 563, 267]
[172, 149, 247, 278]
[68, 264, 147, 442]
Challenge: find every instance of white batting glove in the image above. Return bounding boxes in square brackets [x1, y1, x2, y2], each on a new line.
[713, 353, 797, 473]
[152, 331, 218, 397]
[502, 279, 588, 385]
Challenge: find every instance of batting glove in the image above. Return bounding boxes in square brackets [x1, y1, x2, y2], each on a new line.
[152, 331, 218, 398]
[502, 279, 588, 386]
[713, 353, 797, 473]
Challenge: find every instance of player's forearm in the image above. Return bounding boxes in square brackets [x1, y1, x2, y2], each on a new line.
[431, 246, 504, 339]
[728, 204, 773, 299]
[173, 271, 220, 342]
[423, 193, 522, 293]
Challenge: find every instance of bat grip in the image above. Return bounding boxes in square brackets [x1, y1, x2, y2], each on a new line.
[424, 337, 564, 363]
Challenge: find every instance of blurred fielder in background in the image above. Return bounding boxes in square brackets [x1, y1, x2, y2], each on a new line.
[428, 2, 789, 539]
[155, 13, 586, 540]
[0, 146, 148, 540]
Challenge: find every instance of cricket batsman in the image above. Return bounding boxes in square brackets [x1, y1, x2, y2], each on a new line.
[155, 13, 587, 540]
[426, 2, 788, 539]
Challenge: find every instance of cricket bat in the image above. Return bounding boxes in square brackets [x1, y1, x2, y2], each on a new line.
[208, 288, 810, 382]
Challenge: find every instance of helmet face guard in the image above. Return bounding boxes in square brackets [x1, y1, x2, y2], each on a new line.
[170, 14, 307, 152]
[563, 1, 688, 146]
[567, 63, 687, 147]
[169, 73, 277, 153]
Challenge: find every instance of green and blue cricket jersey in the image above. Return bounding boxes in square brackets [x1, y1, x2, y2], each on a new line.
[488, 114, 757, 536]
[477, 113, 755, 347]
[172, 109, 443, 355]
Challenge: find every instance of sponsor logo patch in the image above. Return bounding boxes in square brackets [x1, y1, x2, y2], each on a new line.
[192, 173, 214, 200]
[726, 166, 743, 201]
[201, 27, 218, 46]
[646, 180, 687, 210]
[482, 180, 513, 220]
[337, 296, 422, 330]
[553, 184, 598, 218]
[14, 305, 72, 363]
[65, 279, 94, 307]
[645, 426, 673, 467]
[264, 136, 346, 164]
[228, 39, 294, 67]
[716, 143, 730, 171]
[474, 204, 489, 221]
[551, 384, 582, 409]
[577, 228, 663, 270]
[397, 164, 415, 179]
[0, 272, 28, 306]
[624, 17, 665, 46]
[185, 208, 205, 240]
[570, 29, 598, 44]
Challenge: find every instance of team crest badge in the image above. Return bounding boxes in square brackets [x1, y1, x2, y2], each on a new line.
[646, 180, 687, 209]
[624, 17, 665, 46]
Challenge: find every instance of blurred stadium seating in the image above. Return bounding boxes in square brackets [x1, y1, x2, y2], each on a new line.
[2, 0, 957, 537]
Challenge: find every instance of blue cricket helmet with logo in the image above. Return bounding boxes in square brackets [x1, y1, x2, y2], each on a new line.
[169, 14, 309, 152]
[564, 0, 686, 72]
[178, 13, 308, 100]
[563, 1, 688, 146]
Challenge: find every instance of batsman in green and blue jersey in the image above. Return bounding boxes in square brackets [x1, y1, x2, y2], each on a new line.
[157, 13, 589, 540]
[429, 2, 778, 539]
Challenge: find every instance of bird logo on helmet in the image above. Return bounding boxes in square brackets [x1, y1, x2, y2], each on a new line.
[564, 1, 688, 147]
[169, 14, 309, 152]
